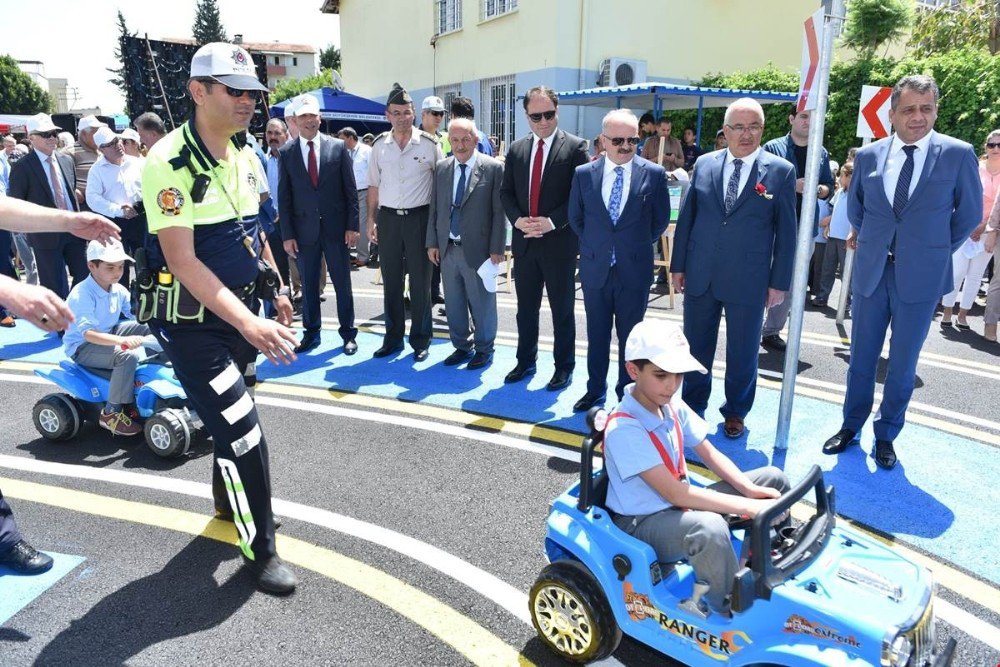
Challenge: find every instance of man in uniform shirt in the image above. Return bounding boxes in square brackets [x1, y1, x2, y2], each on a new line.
[141, 42, 298, 594]
[367, 82, 443, 361]
[338, 126, 373, 267]
[72, 115, 107, 210]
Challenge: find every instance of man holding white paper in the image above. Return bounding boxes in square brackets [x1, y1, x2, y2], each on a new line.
[427, 118, 506, 370]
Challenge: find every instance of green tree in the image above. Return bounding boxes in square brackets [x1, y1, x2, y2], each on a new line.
[271, 69, 336, 104]
[193, 0, 227, 46]
[319, 44, 340, 71]
[841, 0, 912, 57]
[0, 55, 53, 114]
[909, 0, 1000, 57]
[107, 10, 136, 112]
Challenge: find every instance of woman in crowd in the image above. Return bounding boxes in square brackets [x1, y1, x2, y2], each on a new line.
[941, 130, 999, 330]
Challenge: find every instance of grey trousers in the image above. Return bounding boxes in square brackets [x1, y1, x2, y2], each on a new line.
[354, 190, 370, 262]
[614, 466, 790, 612]
[817, 238, 848, 303]
[441, 244, 497, 354]
[985, 241, 1000, 325]
[13, 233, 37, 285]
[72, 321, 151, 405]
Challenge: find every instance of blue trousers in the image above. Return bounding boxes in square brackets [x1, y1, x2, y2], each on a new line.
[682, 290, 766, 419]
[0, 229, 17, 319]
[0, 490, 23, 554]
[582, 266, 648, 398]
[297, 234, 356, 343]
[843, 262, 937, 442]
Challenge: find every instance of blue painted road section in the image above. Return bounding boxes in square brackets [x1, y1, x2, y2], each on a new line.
[0, 553, 85, 625]
[2, 327, 997, 586]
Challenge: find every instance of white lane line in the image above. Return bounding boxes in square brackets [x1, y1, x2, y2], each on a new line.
[937, 598, 1000, 652]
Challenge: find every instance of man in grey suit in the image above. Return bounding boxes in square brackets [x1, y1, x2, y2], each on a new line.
[427, 119, 506, 369]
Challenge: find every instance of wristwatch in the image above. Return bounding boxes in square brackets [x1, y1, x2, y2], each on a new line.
[277, 286, 291, 298]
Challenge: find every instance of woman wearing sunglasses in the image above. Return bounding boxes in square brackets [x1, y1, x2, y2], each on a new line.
[940, 129, 1000, 331]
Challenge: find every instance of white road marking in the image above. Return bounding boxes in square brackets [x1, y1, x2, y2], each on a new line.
[937, 598, 1000, 652]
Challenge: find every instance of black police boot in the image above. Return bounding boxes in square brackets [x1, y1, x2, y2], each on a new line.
[243, 554, 297, 595]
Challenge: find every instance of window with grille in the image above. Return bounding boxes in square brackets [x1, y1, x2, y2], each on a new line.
[435, 0, 462, 35]
[435, 84, 461, 124]
[482, 0, 517, 21]
[481, 75, 516, 155]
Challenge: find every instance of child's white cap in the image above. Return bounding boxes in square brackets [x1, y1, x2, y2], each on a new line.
[625, 319, 707, 374]
[87, 239, 133, 264]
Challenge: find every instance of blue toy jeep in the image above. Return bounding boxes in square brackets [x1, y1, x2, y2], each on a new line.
[528, 408, 955, 666]
[31, 351, 203, 458]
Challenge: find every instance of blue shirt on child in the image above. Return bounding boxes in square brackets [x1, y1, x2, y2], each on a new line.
[63, 276, 133, 358]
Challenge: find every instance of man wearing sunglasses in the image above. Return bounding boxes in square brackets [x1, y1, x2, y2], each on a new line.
[499, 86, 589, 391]
[420, 96, 450, 306]
[140, 42, 298, 595]
[568, 109, 670, 412]
[8, 113, 89, 299]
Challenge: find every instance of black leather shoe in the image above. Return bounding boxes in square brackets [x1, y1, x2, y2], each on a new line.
[504, 363, 536, 384]
[444, 349, 473, 366]
[573, 392, 604, 412]
[243, 555, 297, 595]
[0, 540, 54, 574]
[873, 440, 897, 470]
[413, 348, 429, 362]
[373, 343, 403, 358]
[295, 332, 321, 354]
[432, 294, 445, 305]
[467, 351, 493, 370]
[761, 334, 787, 351]
[822, 428, 858, 455]
[343, 340, 358, 355]
[546, 369, 572, 391]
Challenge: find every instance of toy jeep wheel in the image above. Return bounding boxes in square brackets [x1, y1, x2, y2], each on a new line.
[144, 409, 191, 458]
[530, 560, 621, 663]
[32, 393, 82, 441]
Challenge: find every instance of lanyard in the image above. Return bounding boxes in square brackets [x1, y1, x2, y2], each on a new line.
[208, 156, 257, 258]
[607, 404, 687, 482]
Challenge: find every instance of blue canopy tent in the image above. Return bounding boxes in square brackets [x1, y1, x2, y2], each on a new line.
[269, 87, 390, 135]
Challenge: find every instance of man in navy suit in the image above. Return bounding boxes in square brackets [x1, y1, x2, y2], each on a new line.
[670, 98, 797, 439]
[822, 75, 981, 470]
[8, 114, 89, 300]
[568, 109, 670, 411]
[278, 96, 360, 354]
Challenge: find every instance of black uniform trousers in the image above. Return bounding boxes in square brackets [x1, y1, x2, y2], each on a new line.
[115, 213, 147, 288]
[513, 249, 577, 373]
[377, 206, 432, 350]
[0, 489, 23, 554]
[150, 312, 276, 562]
[297, 233, 357, 342]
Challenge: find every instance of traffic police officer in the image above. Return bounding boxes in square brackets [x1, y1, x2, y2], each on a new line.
[141, 42, 298, 594]
[367, 83, 443, 360]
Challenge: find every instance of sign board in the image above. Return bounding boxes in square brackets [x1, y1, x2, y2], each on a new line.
[797, 7, 825, 112]
[856, 85, 892, 139]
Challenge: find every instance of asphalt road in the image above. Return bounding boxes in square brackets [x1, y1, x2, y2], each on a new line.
[0, 265, 997, 666]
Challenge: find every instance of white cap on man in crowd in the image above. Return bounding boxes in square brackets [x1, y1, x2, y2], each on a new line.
[26, 113, 59, 134]
[189, 42, 269, 92]
[120, 128, 141, 143]
[77, 115, 107, 132]
[625, 319, 707, 374]
[93, 127, 119, 148]
[421, 96, 445, 112]
[294, 95, 321, 117]
[87, 239, 134, 264]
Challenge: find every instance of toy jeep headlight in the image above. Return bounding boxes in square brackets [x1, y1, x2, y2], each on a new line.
[882, 633, 912, 666]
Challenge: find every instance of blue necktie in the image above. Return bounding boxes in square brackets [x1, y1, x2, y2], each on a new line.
[450, 163, 467, 238]
[892, 145, 917, 218]
[725, 158, 743, 214]
[608, 166, 624, 223]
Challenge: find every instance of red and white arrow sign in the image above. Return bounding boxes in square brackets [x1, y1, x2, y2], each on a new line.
[856, 85, 893, 139]
[797, 7, 824, 113]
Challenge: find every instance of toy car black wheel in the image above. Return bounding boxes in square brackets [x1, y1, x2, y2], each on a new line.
[144, 409, 191, 458]
[529, 560, 621, 663]
[32, 393, 82, 441]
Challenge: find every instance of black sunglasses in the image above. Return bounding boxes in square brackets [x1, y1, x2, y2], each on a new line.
[428, 110, 444, 117]
[34, 131, 60, 139]
[197, 78, 260, 100]
[988, 142, 1000, 149]
[605, 136, 641, 147]
[527, 110, 556, 123]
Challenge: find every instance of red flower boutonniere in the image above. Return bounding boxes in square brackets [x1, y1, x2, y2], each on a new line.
[755, 183, 773, 200]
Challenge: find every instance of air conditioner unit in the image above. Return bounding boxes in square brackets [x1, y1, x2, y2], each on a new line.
[597, 58, 647, 87]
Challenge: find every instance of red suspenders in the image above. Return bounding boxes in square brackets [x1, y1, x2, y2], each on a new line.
[607, 405, 688, 482]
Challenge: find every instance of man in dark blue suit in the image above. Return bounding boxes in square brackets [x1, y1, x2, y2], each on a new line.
[568, 109, 670, 411]
[670, 98, 797, 438]
[278, 97, 360, 354]
[822, 75, 982, 470]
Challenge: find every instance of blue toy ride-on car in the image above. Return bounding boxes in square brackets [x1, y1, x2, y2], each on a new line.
[31, 348, 203, 458]
[528, 408, 956, 666]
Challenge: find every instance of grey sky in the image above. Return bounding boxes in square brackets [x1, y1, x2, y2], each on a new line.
[2, 0, 340, 113]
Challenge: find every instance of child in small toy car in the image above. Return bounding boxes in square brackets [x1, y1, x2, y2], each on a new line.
[603, 318, 789, 615]
[62, 239, 152, 437]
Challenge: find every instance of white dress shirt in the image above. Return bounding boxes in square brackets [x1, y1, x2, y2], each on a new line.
[85, 155, 143, 218]
[882, 130, 933, 204]
[722, 146, 762, 200]
[266, 149, 281, 218]
[450, 151, 478, 240]
[33, 148, 74, 211]
[601, 156, 633, 215]
[527, 130, 555, 204]
[349, 143, 371, 190]
[299, 134, 321, 177]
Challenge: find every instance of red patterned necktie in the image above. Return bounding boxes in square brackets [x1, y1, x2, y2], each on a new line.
[529, 138, 545, 217]
[307, 140, 318, 188]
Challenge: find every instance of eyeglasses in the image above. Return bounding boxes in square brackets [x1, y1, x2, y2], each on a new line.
[427, 110, 444, 117]
[33, 131, 60, 139]
[725, 123, 764, 135]
[987, 142, 1000, 149]
[527, 110, 556, 123]
[603, 135, 640, 147]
